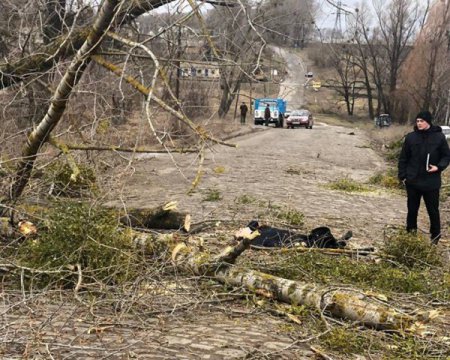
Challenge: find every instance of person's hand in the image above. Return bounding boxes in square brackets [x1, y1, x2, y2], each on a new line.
[427, 165, 438, 173]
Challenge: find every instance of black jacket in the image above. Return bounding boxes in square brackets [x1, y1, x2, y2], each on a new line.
[398, 125, 450, 191]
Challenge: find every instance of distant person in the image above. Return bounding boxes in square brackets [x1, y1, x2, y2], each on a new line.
[264, 104, 271, 126]
[398, 110, 450, 244]
[239, 102, 248, 124]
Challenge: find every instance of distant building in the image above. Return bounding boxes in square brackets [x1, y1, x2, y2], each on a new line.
[180, 62, 220, 79]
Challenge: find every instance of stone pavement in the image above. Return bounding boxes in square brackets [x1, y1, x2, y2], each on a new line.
[1, 296, 315, 359]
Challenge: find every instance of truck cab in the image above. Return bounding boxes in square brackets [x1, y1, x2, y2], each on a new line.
[254, 98, 287, 127]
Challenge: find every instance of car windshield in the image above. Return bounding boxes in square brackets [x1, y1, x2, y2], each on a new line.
[291, 110, 309, 116]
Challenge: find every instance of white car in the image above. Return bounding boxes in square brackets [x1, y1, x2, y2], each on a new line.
[441, 125, 450, 139]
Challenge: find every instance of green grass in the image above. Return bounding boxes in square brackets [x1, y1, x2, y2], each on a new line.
[368, 168, 402, 189]
[202, 188, 222, 201]
[326, 177, 370, 192]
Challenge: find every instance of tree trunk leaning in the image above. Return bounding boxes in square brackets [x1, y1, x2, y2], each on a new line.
[6, 0, 121, 206]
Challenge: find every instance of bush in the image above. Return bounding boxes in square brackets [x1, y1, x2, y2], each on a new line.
[383, 230, 441, 269]
[368, 168, 401, 189]
[17, 201, 141, 287]
[45, 160, 97, 197]
[386, 138, 404, 162]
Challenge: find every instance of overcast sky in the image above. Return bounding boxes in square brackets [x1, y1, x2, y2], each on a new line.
[316, 0, 361, 29]
[154, 0, 363, 29]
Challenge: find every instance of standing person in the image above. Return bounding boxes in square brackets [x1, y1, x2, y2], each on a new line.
[264, 104, 271, 126]
[239, 102, 248, 124]
[398, 110, 450, 244]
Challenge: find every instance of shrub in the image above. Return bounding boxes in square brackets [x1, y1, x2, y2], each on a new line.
[18, 201, 141, 287]
[45, 160, 97, 197]
[386, 138, 404, 161]
[368, 168, 401, 189]
[383, 230, 441, 269]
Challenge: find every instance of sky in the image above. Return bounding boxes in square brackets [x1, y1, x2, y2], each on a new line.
[154, 0, 363, 30]
[315, 0, 361, 29]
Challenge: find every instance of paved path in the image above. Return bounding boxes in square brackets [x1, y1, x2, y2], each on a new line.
[106, 122, 408, 247]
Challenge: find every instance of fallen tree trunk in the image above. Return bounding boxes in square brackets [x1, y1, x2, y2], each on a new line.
[164, 232, 416, 331]
[215, 267, 413, 330]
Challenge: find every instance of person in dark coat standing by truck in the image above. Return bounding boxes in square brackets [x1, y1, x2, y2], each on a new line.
[264, 104, 271, 126]
[398, 110, 450, 244]
[239, 102, 248, 124]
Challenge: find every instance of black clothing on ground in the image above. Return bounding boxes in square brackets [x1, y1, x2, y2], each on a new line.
[246, 221, 350, 248]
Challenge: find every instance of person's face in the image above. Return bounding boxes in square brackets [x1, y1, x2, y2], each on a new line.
[416, 118, 430, 130]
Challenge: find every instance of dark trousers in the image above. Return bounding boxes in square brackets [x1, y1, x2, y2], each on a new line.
[240, 114, 246, 124]
[406, 185, 441, 242]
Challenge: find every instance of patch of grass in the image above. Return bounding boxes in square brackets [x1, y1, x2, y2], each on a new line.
[385, 334, 440, 359]
[213, 166, 226, 174]
[17, 201, 142, 288]
[326, 177, 370, 192]
[320, 327, 372, 354]
[369, 168, 402, 189]
[260, 251, 448, 299]
[202, 188, 222, 202]
[234, 194, 257, 205]
[275, 207, 305, 226]
[383, 230, 441, 269]
[285, 167, 311, 175]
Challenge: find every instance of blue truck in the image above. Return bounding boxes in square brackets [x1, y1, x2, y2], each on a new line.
[254, 98, 287, 127]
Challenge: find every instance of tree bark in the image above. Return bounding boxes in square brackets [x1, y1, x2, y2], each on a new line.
[6, 0, 122, 206]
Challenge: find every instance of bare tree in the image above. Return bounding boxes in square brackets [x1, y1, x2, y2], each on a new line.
[0, 0, 239, 212]
[398, 0, 450, 121]
[368, 0, 423, 116]
[259, 0, 317, 47]
[326, 44, 362, 115]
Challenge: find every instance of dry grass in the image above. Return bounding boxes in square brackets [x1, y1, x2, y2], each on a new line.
[367, 123, 410, 148]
